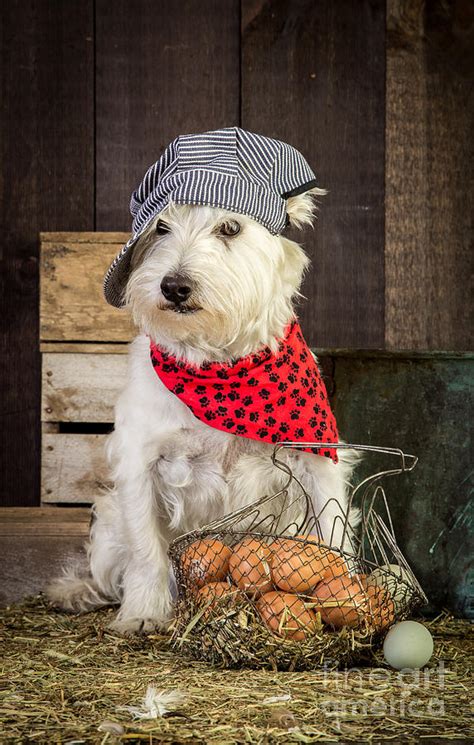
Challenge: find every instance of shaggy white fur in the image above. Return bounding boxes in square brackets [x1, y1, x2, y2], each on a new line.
[46, 188, 359, 635]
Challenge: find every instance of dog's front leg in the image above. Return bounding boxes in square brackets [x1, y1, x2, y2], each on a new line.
[109, 466, 173, 636]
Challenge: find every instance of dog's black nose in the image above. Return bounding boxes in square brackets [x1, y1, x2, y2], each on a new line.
[160, 274, 193, 304]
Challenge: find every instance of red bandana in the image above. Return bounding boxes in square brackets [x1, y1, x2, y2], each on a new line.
[149, 319, 338, 462]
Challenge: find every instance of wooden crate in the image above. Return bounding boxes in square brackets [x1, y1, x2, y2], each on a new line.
[40, 232, 134, 504]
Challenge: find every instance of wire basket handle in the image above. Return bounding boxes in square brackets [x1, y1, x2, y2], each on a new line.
[271, 441, 418, 473]
[272, 442, 418, 503]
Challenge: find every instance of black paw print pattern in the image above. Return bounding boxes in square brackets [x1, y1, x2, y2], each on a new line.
[149, 319, 338, 462]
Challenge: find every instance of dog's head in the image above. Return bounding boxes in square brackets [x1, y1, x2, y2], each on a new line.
[125, 187, 325, 361]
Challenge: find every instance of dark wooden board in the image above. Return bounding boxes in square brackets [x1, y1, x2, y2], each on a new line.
[0, 508, 90, 606]
[0, 1, 94, 506]
[95, 0, 241, 231]
[242, 0, 386, 349]
[385, 0, 474, 350]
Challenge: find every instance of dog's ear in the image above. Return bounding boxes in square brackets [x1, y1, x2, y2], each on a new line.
[285, 186, 326, 230]
[279, 236, 310, 292]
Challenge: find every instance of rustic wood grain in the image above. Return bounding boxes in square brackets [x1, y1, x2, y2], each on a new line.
[41, 232, 130, 244]
[42, 353, 127, 422]
[40, 343, 129, 354]
[0, 533, 87, 605]
[385, 0, 474, 349]
[241, 0, 386, 348]
[41, 434, 110, 504]
[40, 237, 136, 342]
[0, 507, 90, 535]
[0, 507, 90, 605]
[95, 0, 241, 231]
[0, 1, 94, 506]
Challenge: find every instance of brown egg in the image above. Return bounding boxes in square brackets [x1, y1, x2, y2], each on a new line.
[311, 574, 370, 628]
[256, 591, 317, 640]
[365, 585, 395, 632]
[268, 534, 310, 552]
[180, 538, 232, 588]
[196, 581, 240, 614]
[229, 538, 273, 596]
[271, 540, 330, 593]
[321, 551, 349, 581]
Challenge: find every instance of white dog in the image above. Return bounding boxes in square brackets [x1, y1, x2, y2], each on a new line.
[46, 188, 358, 635]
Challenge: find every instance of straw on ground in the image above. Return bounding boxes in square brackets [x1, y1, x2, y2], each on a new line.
[1, 597, 472, 743]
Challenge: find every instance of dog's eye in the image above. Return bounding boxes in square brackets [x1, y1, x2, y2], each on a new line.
[155, 220, 169, 235]
[218, 220, 241, 237]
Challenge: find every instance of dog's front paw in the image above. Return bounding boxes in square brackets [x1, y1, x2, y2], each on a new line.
[107, 614, 172, 637]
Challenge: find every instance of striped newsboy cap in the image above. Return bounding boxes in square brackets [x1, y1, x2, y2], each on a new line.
[104, 126, 318, 307]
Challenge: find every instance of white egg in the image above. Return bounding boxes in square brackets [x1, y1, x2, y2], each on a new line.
[383, 620, 434, 670]
[367, 563, 415, 613]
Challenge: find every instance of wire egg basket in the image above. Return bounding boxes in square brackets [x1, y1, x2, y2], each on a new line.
[169, 443, 428, 671]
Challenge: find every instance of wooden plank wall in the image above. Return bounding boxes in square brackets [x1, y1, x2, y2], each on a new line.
[385, 0, 473, 349]
[0, 1, 94, 507]
[95, 0, 241, 230]
[242, 0, 386, 348]
[1, 0, 472, 506]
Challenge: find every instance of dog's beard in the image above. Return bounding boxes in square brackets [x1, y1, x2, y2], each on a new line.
[132, 295, 240, 356]
[127, 270, 298, 365]
[127, 276, 282, 366]
[158, 302, 202, 315]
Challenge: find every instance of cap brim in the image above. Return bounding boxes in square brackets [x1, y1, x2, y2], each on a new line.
[103, 204, 163, 307]
[103, 234, 140, 308]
